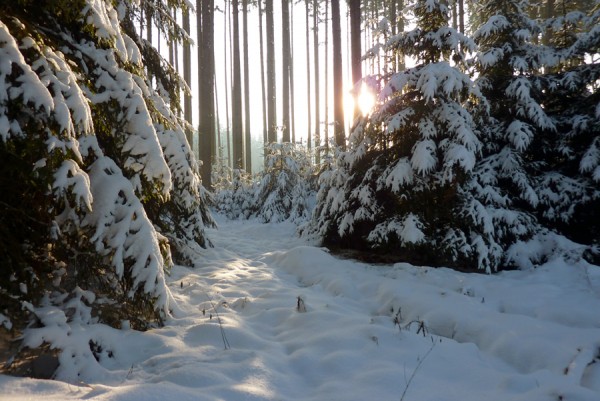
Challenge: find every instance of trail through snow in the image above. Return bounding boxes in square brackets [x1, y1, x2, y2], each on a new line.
[2, 215, 600, 400]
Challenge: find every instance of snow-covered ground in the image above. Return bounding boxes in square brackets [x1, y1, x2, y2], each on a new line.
[2, 214, 600, 400]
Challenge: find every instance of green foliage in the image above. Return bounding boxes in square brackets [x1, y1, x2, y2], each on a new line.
[309, 0, 599, 271]
[0, 0, 212, 377]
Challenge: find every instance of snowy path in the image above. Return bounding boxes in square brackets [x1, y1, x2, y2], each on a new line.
[2, 215, 600, 400]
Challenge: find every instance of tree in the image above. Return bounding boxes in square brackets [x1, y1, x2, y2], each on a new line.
[259, 0, 269, 146]
[308, 0, 498, 271]
[534, 1, 600, 250]
[254, 143, 315, 223]
[349, 0, 362, 119]
[231, 0, 244, 168]
[198, 0, 216, 188]
[183, 5, 193, 146]
[266, 0, 277, 143]
[313, 0, 321, 160]
[305, 0, 313, 149]
[0, 0, 213, 379]
[331, 0, 345, 149]
[243, 0, 252, 172]
[282, 0, 292, 142]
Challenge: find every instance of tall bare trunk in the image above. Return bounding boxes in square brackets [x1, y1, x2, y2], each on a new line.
[458, 0, 464, 33]
[349, 0, 361, 119]
[331, 0, 345, 149]
[198, 0, 215, 188]
[183, 7, 193, 147]
[146, 2, 152, 43]
[305, 0, 312, 150]
[290, 2, 296, 143]
[324, 0, 329, 152]
[281, 0, 291, 143]
[169, 8, 175, 67]
[242, 0, 252, 172]
[397, 0, 404, 71]
[224, 0, 232, 167]
[258, 0, 268, 149]
[266, 0, 277, 143]
[313, 0, 320, 162]
[231, 0, 244, 169]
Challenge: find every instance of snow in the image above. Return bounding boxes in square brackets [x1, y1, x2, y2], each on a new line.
[2, 214, 599, 400]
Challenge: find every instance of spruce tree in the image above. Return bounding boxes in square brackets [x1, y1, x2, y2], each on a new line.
[536, 3, 600, 253]
[309, 0, 500, 271]
[0, 0, 213, 377]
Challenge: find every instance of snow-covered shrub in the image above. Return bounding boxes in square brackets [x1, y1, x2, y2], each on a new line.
[212, 167, 256, 219]
[0, 0, 212, 379]
[253, 143, 316, 223]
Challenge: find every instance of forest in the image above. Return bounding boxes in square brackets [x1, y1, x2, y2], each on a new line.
[0, 0, 599, 398]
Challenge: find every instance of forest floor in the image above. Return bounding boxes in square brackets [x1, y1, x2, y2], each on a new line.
[1, 213, 600, 400]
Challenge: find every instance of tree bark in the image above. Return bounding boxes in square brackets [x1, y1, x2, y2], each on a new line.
[397, 0, 404, 71]
[168, 7, 174, 67]
[282, 0, 291, 143]
[182, 6, 193, 147]
[290, 2, 296, 143]
[331, 0, 345, 149]
[223, 0, 232, 167]
[458, 0, 464, 33]
[231, 0, 244, 169]
[242, 0, 252, 172]
[258, 0, 268, 149]
[313, 0, 320, 162]
[349, 0, 361, 119]
[324, 0, 329, 152]
[305, 0, 312, 149]
[198, 0, 216, 188]
[266, 0, 277, 143]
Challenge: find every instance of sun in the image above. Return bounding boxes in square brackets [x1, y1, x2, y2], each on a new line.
[357, 84, 376, 116]
[344, 83, 376, 124]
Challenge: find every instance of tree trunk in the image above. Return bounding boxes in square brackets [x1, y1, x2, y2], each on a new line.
[146, 2, 152, 43]
[451, 0, 458, 30]
[258, 0, 268, 150]
[174, 9, 179, 76]
[224, 0, 232, 167]
[266, 0, 277, 143]
[198, 0, 215, 189]
[543, 0, 555, 45]
[281, 0, 291, 143]
[305, 0, 312, 150]
[458, 0, 464, 33]
[182, 6, 193, 147]
[324, 0, 329, 152]
[331, 0, 345, 149]
[231, 0, 244, 169]
[168, 8, 175, 67]
[349, 0, 361, 119]
[290, 2, 296, 143]
[397, 0, 404, 71]
[313, 0, 320, 162]
[242, 0, 252, 173]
